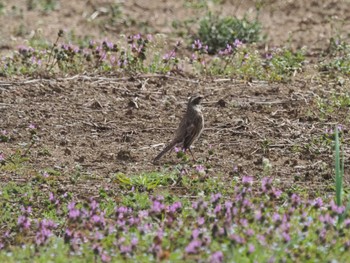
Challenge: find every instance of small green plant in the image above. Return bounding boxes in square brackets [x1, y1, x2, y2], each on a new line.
[316, 93, 350, 120]
[197, 12, 262, 54]
[319, 38, 350, 77]
[26, 0, 59, 12]
[333, 125, 350, 224]
[266, 47, 306, 81]
[115, 172, 177, 191]
[0, 1, 5, 15]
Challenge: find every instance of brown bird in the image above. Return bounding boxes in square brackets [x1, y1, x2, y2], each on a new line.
[153, 94, 204, 163]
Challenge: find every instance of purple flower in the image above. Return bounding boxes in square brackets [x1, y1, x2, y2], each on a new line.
[103, 40, 113, 49]
[3, 231, 10, 238]
[192, 39, 203, 50]
[233, 39, 243, 47]
[291, 194, 300, 207]
[245, 228, 255, 237]
[67, 201, 76, 210]
[185, 239, 202, 254]
[242, 199, 252, 208]
[239, 218, 248, 227]
[116, 206, 129, 216]
[214, 204, 222, 214]
[151, 200, 165, 214]
[233, 165, 238, 173]
[168, 201, 182, 213]
[330, 200, 345, 214]
[120, 245, 132, 254]
[69, 209, 80, 220]
[219, 44, 233, 56]
[211, 193, 222, 203]
[229, 234, 245, 244]
[255, 210, 263, 221]
[261, 177, 273, 192]
[257, 234, 266, 245]
[138, 223, 152, 234]
[131, 237, 138, 247]
[272, 213, 281, 224]
[49, 192, 55, 202]
[35, 219, 56, 246]
[91, 214, 104, 225]
[344, 240, 350, 250]
[224, 201, 233, 210]
[64, 228, 73, 241]
[17, 215, 31, 230]
[174, 146, 181, 153]
[344, 218, 350, 228]
[209, 251, 224, 263]
[101, 252, 111, 262]
[312, 197, 323, 209]
[319, 213, 336, 225]
[127, 216, 139, 227]
[90, 199, 99, 211]
[100, 51, 107, 61]
[192, 228, 200, 239]
[197, 217, 205, 226]
[191, 53, 197, 61]
[28, 124, 36, 129]
[163, 50, 176, 61]
[242, 176, 253, 186]
[21, 206, 32, 215]
[272, 188, 282, 198]
[110, 56, 116, 65]
[0, 153, 4, 162]
[133, 34, 141, 40]
[92, 243, 102, 255]
[265, 53, 273, 60]
[117, 59, 128, 67]
[248, 244, 255, 253]
[138, 210, 149, 219]
[195, 164, 205, 173]
[281, 232, 290, 242]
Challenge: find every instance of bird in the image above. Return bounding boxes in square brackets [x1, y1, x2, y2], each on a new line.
[153, 94, 204, 164]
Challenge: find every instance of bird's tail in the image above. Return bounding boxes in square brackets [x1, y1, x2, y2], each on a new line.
[153, 141, 177, 164]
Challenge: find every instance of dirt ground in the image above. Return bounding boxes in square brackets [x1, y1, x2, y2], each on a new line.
[1, 0, 350, 195]
[1, 0, 350, 52]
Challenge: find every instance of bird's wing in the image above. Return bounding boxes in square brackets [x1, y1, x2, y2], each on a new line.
[183, 123, 197, 149]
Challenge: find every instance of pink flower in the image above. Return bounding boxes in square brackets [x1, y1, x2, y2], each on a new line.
[242, 176, 253, 185]
[185, 239, 201, 254]
[209, 251, 224, 263]
[248, 244, 255, 253]
[195, 164, 205, 173]
[197, 217, 205, 226]
[233, 39, 243, 47]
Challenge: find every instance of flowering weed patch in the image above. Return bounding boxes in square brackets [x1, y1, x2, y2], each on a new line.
[0, 31, 306, 82]
[0, 176, 349, 262]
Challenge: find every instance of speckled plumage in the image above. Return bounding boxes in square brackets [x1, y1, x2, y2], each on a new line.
[153, 95, 204, 163]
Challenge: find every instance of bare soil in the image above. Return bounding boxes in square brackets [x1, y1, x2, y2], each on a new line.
[1, 0, 350, 195]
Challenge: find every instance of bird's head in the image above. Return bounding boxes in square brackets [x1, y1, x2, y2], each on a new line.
[188, 94, 203, 106]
